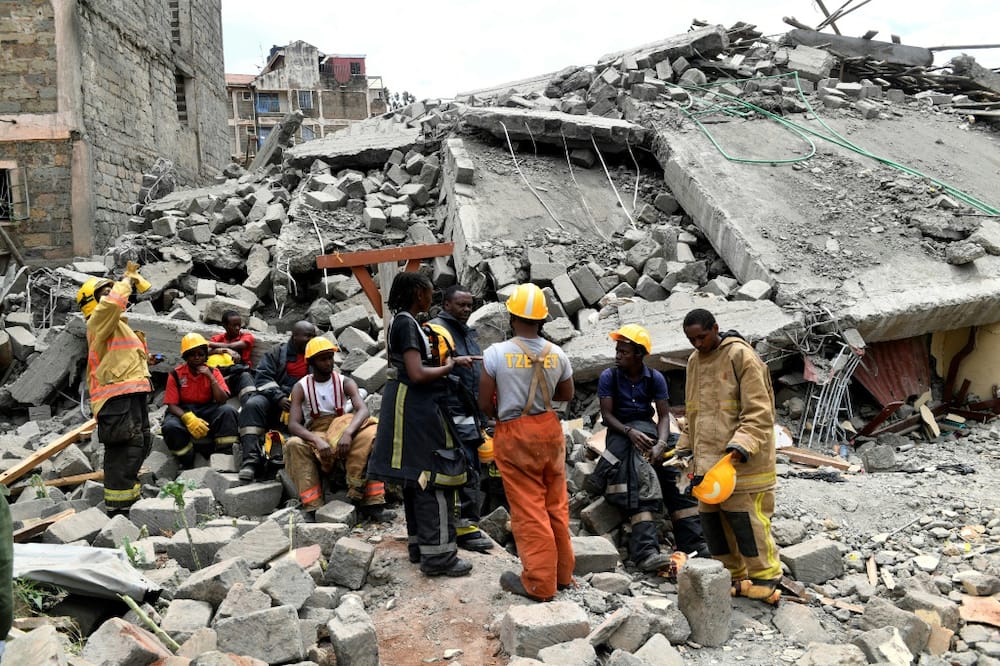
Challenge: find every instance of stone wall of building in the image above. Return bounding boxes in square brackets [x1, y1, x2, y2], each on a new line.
[0, 0, 59, 115]
[319, 88, 370, 122]
[0, 141, 74, 260]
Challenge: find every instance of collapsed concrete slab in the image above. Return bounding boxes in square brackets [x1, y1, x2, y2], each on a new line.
[597, 24, 730, 68]
[784, 29, 933, 68]
[285, 118, 424, 171]
[652, 108, 1000, 342]
[462, 107, 648, 153]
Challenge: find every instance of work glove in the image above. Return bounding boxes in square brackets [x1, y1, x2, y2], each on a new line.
[280, 410, 290, 426]
[181, 412, 210, 439]
[124, 261, 151, 293]
[662, 449, 693, 469]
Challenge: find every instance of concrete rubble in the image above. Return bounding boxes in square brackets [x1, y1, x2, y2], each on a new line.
[0, 13, 999, 666]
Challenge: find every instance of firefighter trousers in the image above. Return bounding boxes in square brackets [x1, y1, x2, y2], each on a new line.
[495, 411, 575, 601]
[284, 414, 385, 509]
[162, 403, 239, 466]
[699, 489, 781, 582]
[99, 393, 152, 511]
[403, 483, 459, 572]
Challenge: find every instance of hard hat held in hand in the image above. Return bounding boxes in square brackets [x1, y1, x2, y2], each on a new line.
[505, 283, 548, 320]
[691, 452, 737, 504]
[609, 324, 652, 354]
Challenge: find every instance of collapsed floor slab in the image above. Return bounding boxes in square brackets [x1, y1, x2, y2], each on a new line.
[652, 106, 1000, 342]
[462, 107, 648, 153]
[284, 119, 424, 171]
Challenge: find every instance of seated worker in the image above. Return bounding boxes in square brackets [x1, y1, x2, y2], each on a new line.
[162, 333, 240, 468]
[591, 324, 708, 572]
[284, 337, 385, 520]
[236, 321, 316, 482]
[208, 310, 256, 403]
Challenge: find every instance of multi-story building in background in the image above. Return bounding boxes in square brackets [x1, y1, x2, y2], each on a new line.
[224, 40, 388, 163]
[0, 0, 229, 260]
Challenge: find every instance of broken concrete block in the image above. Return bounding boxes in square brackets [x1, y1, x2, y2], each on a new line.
[571, 536, 619, 574]
[861, 597, 931, 654]
[178, 224, 211, 244]
[537, 637, 598, 665]
[254, 558, 316, 610]
[569, 149, 596, 168]
[214, 519, 290, 568]
[337, 326, 378, 355]
[786, 44, 835, 81]
[897, 589, 961, 631]
[350, 356, 387, 393]
[580, 497, 623, 536]
[678, 558, 731, 647]
[698, 276, 739, 298]
[129, 496, 197, 537]
[569, 265, 604, 307]
[852, 626, 913, 665]
[635, 275, 667, 301]
[398, 183, 430, 207]
[6, 326, 35, 361]
[855, 99, 882, 119]
[780, 537, 843, 584]
[551, 273, 583, 316]
[165, 526, 240, 571]
[773, 602, 830, 645]
[733, 279, 773, 301]
[161, 598, 213, 644]
[795, 642, 867, 665]
[485, 256, 518, 290]
[93, 513, 142, 550]
[946, 239, 986, 265]
[329, 305, 371, 335]
[633, 632, 684, 665]
[52, 443, 94, 478]
[176, 557, 252, 607]
[501, 601, 590, 659]
[201, 295, 253, 323]
[324, 537, 375, 591]
[214, 582, 272, 626]
[328, 593, 379, 666]
[41, 506, 109, 545]
[295, 522, 352, 558]
[81, 617, 172, 664]
[216, 605, 305, 664]
[363, 207, 387, 233]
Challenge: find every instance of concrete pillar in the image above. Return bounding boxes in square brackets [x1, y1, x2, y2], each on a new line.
[677, 558, 731, 647]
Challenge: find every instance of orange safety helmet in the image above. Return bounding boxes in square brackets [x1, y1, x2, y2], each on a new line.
[691, 453, 737, 504]
[609, 324, 652, 354]
[477, 432, 494, 464]
[424, 323, 455, 366]
[505, 283, 548, 320]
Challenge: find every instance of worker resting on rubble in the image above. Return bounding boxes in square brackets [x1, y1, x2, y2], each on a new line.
[668, 308, 782, 604]
[161, 333, 240, 468]
[284, 337, 385, 521]
[207, 310, 256, 404]
[77, 263, 153, 513]
[590, 324, 710, 573]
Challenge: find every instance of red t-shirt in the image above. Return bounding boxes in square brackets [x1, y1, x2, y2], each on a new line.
[210, 331, 255, 366]
[286, 355, 309, 381]
[165, 364, 229, 405]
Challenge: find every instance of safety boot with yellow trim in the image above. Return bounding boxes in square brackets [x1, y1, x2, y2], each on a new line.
[731, 578, 782, 605]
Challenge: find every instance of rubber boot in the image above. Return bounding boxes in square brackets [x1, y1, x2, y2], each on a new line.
[238, 434, 262, 483]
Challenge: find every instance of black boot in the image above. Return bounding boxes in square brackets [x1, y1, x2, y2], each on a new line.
[238, 434, 262, 483]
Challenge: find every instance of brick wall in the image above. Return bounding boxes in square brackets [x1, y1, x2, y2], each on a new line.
[0, 0, 59, 115]
[0, 141, 74, 260]
[319, 89, 370, 122]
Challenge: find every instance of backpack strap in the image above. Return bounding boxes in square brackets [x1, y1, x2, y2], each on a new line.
[512, 338, 554, 416]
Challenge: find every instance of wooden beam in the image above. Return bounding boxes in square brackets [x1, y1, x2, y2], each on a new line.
[316, 242, 454, 269]
[13, 508, 75, 543]
[0, 419, 96, 486]
[782, 446, 850, 471]
[8, 470, 106, 497]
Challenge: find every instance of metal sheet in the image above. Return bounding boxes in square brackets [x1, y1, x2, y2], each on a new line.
[853, 336, 931, 407]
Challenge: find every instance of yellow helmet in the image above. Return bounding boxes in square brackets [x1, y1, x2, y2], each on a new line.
[425, 323, 455, 366]
[610, 324, 652, 354]
[692, 453, 737, 504]
[305, 337, 339, 359]
[505, 283, 548, 320]
[477, 433, 494, 464]
[180, 332, 209, 356]
[206, 352, 234, 368]
[76, 277, 114, 319]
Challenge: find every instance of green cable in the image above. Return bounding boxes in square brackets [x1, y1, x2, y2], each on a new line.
[674, 72, 999, 216]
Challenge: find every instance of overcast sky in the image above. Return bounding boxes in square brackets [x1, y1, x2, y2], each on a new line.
[221, 0, 999, 100]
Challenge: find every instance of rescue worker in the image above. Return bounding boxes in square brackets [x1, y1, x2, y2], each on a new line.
[236, 321, 316, 482]
[429, 284, 493, 553]
[161, 333, 240, 468]
[479, 283, 575, 602]
[285, 337, 385, 520]
[369, 271, 473, 578]
[77, 264, 153, 514]
[674, 308, 781, 603]
[208, 310, 256, 403]
[593, 324, 709, 571]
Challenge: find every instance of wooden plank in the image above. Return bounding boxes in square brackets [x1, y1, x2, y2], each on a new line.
[316, 242, 454, 269]
[819, 596, 864, 613]
[12, 508, 75, 543]
[8, 470, 111, 498]
[0, 419, 96, 487]
[866, 555, 878, 587]
[782, 446, 850, 471]
[920, 404, 941, 438]
[882, 568, 896, 591]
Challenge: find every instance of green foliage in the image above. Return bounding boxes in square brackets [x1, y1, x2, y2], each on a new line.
[121, 536, 147, 568]
[159, 477, 200, 570]
[28, 473, 47, 500]
[13, 578, 67, 615]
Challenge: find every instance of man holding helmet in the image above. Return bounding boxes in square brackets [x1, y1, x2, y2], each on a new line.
[671, 308, 781, 604]
[76, 263, 153, 513]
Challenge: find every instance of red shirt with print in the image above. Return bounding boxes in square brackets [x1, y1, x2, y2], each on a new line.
[209, 331, 255, 366]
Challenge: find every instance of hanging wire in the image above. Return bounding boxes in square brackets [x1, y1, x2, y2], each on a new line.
[590, 135, 636, 229]
[498, 120, 565, 229]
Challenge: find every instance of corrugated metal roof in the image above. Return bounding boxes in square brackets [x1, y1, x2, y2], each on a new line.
[853, 336, 931, 406]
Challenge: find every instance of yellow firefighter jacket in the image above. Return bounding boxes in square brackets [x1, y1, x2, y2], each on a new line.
[676, 335, 776, 494]
[86, 278, 151, 416]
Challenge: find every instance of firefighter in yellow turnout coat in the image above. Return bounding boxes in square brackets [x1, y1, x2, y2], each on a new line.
[77, 263, 153, 512]
[676, 308, 781, 603]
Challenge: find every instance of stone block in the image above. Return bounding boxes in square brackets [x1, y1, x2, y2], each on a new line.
[328, 593, 379, 666]
[214, 520, 289, 568]
[795, 642, 867, 665]
[786, 44, 835, 81]
[216, 605, 304, 664]
[324, 537, 375, 591]
[7, 326, 36, 361]
[201, 295, 253, 323]
[161, 598, 213, 644]
[218, 480, 283, 517]
[633, 632, 684, 665]
[337, 326, 379, 355]
[579, 496, 623, 536]
[537, 637, 598, 665]
[1, 624, 67, 664]
[852, 626, 913, 665]
[179, 224, 211, 244]
[855, 98, 882, 119]
[52, 443, 93, 478]
[551, 273, 583, 316]
[41, 506, 109, 545]
[780, 537, 843, 584]
[733, 279, 774, 301]
[80, 617, 172, 665]
[500, 601, 590, 658]
[677, 558, 731, 647]
[653, 193, 679, 214]
[176, 557, 252, 607]
[861, 597, 931, 654]
[698, 276, 739, 298]
[625, 235, 661, 272]
[304, 190, 343, 211]
[93, 513, 142, 549]
[569, 265, 604, 306]
[398, 183, 430, 207]
[486, 256, 518, 289]
[608, 611, 654, 653]
[330, 305, 371, 335]
[254, 558, 316, 610]
[773, 602, 830, 645]
[530, 262, 567, 286]
[165, 526, 240, 571]
[213, 582, 271, 626]
[897, 589, 961, 631]
[635, 275, 667, 301]
[351, 356, 387, 393]
[571, 535, 619, 574]
[363, 208, 386, 233]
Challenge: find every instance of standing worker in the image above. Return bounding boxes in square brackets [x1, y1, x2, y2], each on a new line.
[161, 333, 240, 468]
[369, 272, 473, 578]
[675, 308, 781, 604]
[430, 285, 493, 553]
[76, 263, 153, 514]
[479, 283, 575, 602]
[284, 337, 385, 519]
[593, 324, 709, 572]
[236, 321, 316, 482]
